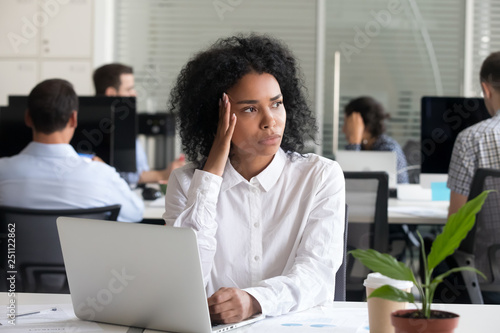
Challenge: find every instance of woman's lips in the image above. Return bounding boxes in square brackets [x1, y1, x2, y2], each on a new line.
[259, 134, 281, 145]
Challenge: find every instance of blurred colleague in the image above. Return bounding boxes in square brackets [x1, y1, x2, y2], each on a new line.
[448, 52, 500, 215]
[342, 96, 409, 183]
[0, 79, 144, 222]
[93, 63, 184, 185]
[447, 52, 500, 305]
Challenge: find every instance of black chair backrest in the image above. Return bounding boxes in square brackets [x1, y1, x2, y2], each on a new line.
[344, 171, 389, 252]
[334, 204, 348, 301]
[462, 168, 500, 280]
[459, 168, 500, 253]
[344, 171, 389, 301]
[0, 205, 121, 293]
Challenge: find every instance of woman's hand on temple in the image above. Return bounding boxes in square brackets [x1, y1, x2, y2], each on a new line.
[203, 93, 237, 177]
[343, 112, 365, 145]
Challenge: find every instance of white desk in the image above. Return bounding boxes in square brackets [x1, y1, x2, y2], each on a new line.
[2, 293, 499, 332]
[388, 198, 448, 224]
[141, 197, 165, 221]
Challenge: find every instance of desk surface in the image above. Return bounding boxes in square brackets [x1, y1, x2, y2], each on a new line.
[141, 194, 449, 225]
[2, 293, 499, 332]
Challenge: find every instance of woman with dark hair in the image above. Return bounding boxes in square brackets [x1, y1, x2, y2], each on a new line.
[342, 96, 409, 183]
[163, 35, 345, 324]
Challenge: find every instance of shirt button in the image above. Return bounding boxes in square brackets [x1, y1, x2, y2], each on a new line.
[254, 222, 260, 228]
[254, 255, 260, 261]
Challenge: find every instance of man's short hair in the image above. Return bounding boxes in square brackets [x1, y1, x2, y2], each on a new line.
[28, 79, 78, 134]
[93, 63, 133, 95]
[480, 51, 500, 92]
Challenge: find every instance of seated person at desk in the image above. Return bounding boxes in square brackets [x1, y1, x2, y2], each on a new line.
[342, 96, 409, 183]
[93, 63, 184, 185]
[0, 79, 143, 222]
[448, 51, 500, 303]
[163, 35, 345, 324]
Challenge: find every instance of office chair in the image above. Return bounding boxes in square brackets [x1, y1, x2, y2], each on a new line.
[334, 204, 348, 302]
[402, 139, 421, 184]
[344, 171, 389, 301]
[439, 168, 500, 304]
[0, 205, 121, 293]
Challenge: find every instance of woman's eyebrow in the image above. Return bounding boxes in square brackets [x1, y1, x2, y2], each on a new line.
[270, 94, 282, 101]
[228, 93, 283, 104]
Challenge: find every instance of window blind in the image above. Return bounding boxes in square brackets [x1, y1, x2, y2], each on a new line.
[322, 0, 466, 159]
[471, 0, 500, 96]
[114, 0, 317, 116]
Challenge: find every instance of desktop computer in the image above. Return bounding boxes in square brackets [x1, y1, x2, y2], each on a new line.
[0, 96, 137, 173]
[420, 96, 490, 188]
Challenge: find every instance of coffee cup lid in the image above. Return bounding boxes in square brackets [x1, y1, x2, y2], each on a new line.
[363, 272, 413, 290]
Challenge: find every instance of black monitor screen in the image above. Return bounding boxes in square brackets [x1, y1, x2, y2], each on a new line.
[0, 103, 32, 157]
[0, 96, 137, 173]
[421, 96, 491, 174]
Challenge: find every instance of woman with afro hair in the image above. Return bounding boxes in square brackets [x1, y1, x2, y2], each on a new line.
[163, 34, 345, 324]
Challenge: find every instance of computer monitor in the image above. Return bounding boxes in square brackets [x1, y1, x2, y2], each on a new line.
[420, 96, 490, 186]
[0, 96, 137, 173]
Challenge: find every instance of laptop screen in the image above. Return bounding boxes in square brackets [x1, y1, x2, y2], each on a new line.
[335, 150, 397, 188]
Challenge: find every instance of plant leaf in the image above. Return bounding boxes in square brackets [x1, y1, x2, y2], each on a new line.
[368, 285, 415, 303]
[427, 191, 491, 270]
[432, 266, 487, 286]
[349, 249, 414, 282]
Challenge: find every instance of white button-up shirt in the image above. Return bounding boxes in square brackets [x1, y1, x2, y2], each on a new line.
[163, 149, 345, 316]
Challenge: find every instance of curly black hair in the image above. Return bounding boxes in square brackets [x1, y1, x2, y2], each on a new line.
[168, 34, 317, 168]
[344, 96, 389, 138]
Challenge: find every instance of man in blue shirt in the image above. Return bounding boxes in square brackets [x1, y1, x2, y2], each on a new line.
[93, 63, 184, 185]
[0, 79, 144, 222]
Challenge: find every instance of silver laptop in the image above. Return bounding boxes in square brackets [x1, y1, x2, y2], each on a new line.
[56, 217, 264, 333]
[335, 150, 397, 188]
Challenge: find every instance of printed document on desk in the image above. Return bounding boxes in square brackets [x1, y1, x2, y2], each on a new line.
[217, 305, 370, 333]
[0, 304, 101, 332]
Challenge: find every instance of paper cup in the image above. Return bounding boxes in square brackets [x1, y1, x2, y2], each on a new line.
[364, 273, 413, 333]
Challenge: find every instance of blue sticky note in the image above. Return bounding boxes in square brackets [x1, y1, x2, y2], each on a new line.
[431, 182, 450, 201]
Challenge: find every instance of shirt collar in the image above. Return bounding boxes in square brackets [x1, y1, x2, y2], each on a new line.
[21, 142, 79, 158]
[220, 148, 288, 193]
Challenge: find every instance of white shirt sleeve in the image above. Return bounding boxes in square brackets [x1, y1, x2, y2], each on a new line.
[163, 168, 223, 284]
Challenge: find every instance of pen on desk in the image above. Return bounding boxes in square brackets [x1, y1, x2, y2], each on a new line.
[17, 308, 57, 318]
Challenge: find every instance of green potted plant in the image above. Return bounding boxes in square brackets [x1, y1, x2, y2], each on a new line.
[350, 190, 491, 333]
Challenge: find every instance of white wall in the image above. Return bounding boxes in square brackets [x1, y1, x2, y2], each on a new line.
[0, 0, 114, 104]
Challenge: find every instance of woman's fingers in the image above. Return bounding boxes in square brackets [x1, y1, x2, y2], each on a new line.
[217, 93, 233, 138]
[226, 113, 237, 140]
[202, 93, 236, 177]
